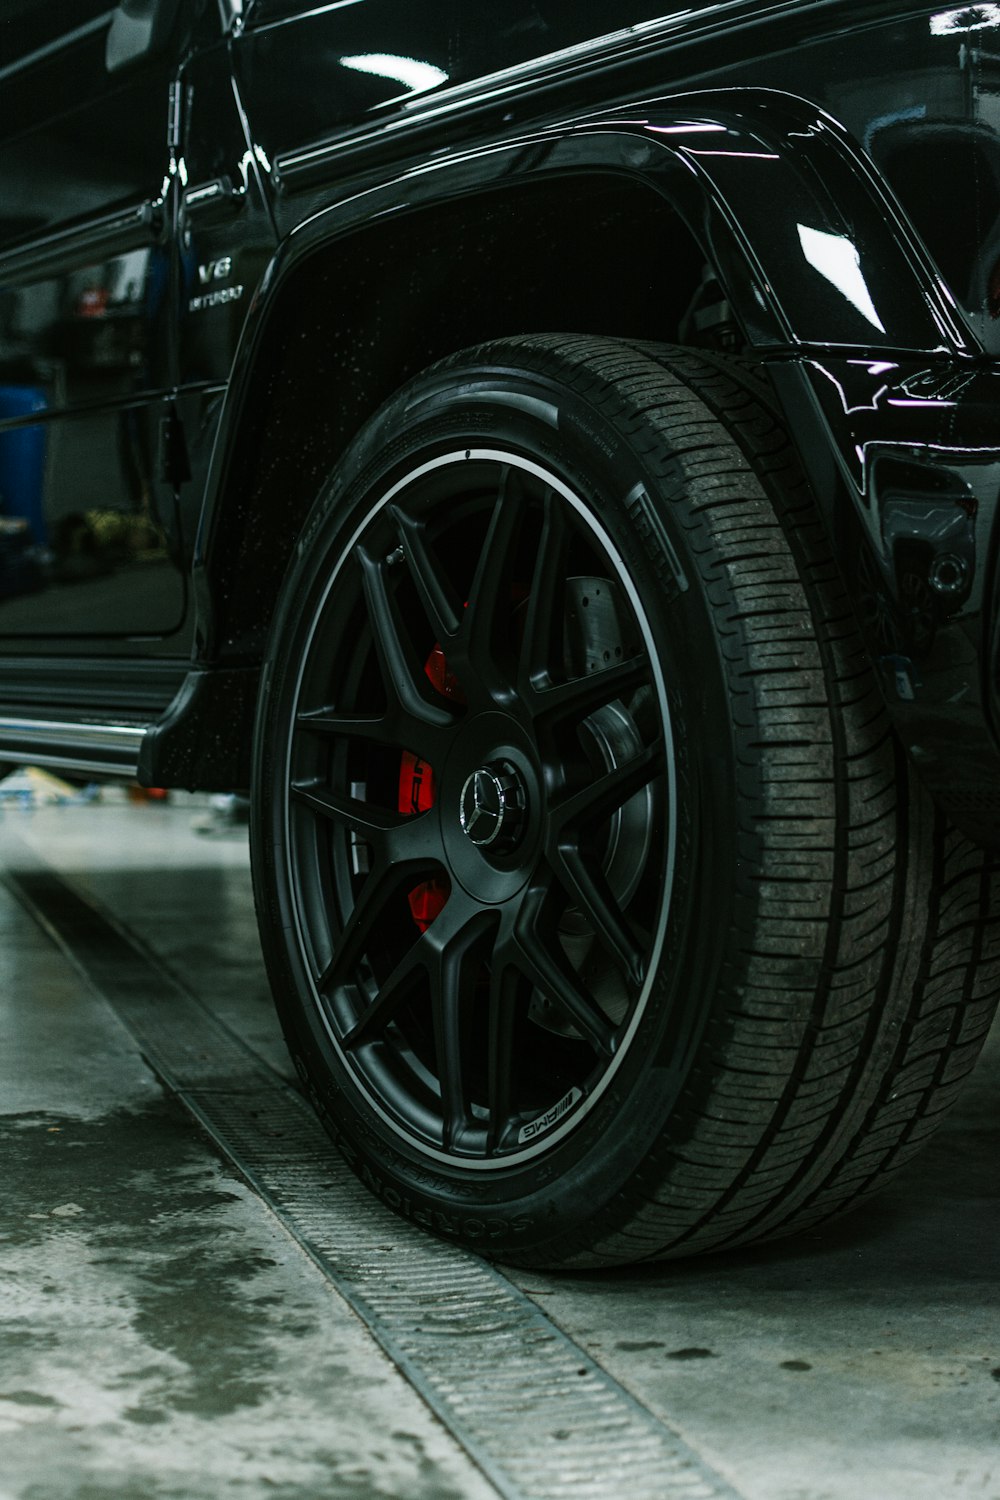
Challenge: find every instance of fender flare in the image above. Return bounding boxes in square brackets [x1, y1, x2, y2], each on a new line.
[194, 85, 973, 644]
[266, 83, 970, 349]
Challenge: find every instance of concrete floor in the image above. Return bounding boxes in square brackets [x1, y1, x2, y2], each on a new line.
[1, 793, 998, 1500]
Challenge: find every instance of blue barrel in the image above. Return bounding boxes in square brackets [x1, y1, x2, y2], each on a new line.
[0, 386, 49, 547]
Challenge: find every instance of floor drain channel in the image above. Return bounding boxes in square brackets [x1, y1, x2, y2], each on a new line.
[6, 860, 745, 1500]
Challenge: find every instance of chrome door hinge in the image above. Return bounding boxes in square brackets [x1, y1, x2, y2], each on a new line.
[168, 79, 182, 153]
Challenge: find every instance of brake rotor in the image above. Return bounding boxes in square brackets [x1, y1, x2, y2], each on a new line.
[522, 576, 651, 1032]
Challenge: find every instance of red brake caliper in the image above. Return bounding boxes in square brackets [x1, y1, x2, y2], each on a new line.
[398, 642, 465, 932]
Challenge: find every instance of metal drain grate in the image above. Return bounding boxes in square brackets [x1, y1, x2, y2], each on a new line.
[5, 855, 744, 1500]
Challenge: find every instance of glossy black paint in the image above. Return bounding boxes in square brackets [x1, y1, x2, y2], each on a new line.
[1, 0, 999, 830]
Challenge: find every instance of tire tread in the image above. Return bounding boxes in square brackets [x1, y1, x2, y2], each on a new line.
[475, 335, 999, 1267]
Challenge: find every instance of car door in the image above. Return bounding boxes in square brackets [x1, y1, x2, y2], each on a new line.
[0, 0, 186, 640]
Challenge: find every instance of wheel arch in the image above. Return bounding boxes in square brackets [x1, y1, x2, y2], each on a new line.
[167, 86, 975, 786]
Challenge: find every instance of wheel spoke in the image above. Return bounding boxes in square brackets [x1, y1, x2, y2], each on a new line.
[510, 887, 617, 1056]
[550, 738, 665, 836]
[341, 936, 425, 1050]
[486, 960, 519, 1153]
[290, 778, 402, 838]
[295, 704, 447, 764]
[357, 546, 454, 729]
[290, 779, 438, 861]
[527, 652, 650, 726]
[428, 905, 493, 1149]
[342, 895, 489, 1071]
[459, 465, 526, 684]
[295, 708, 395, 745]
[317, 857, 426, 995]
[551, 843, 645, 988]
[390, 505, 463, 643]
[518, 488, 571, 691]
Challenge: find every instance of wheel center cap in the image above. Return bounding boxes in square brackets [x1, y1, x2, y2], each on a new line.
[459, 762, 527, 852]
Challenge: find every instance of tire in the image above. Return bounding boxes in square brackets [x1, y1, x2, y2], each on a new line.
[251, 335, 1000, 1268]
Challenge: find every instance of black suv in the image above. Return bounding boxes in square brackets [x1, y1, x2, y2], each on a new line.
[2, 0, 999, 1269]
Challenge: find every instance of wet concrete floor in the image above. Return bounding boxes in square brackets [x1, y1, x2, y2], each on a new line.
[2, 796, 998, 1499]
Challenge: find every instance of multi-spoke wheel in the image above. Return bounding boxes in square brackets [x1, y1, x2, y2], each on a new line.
[274, 444, 672, 1167]
[252, 336, 1000, 1268]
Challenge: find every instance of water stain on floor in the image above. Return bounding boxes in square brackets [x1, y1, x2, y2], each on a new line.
[0, 1098, 491, 1500]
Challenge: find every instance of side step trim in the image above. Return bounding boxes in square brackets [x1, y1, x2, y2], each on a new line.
[0, 716, 147, 777]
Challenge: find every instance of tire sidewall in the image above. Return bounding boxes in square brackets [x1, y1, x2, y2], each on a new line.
[252, 352, 742, 1262]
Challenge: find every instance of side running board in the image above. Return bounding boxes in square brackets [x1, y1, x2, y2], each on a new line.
[0, 716, 147, 778]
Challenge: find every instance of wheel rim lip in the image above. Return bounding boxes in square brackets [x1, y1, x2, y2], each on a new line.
[282, 445, 678, 1172]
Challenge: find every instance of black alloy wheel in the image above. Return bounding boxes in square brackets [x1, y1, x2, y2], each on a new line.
[282, 446, 672, 1167]
[252, 335, 1000, 1268]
